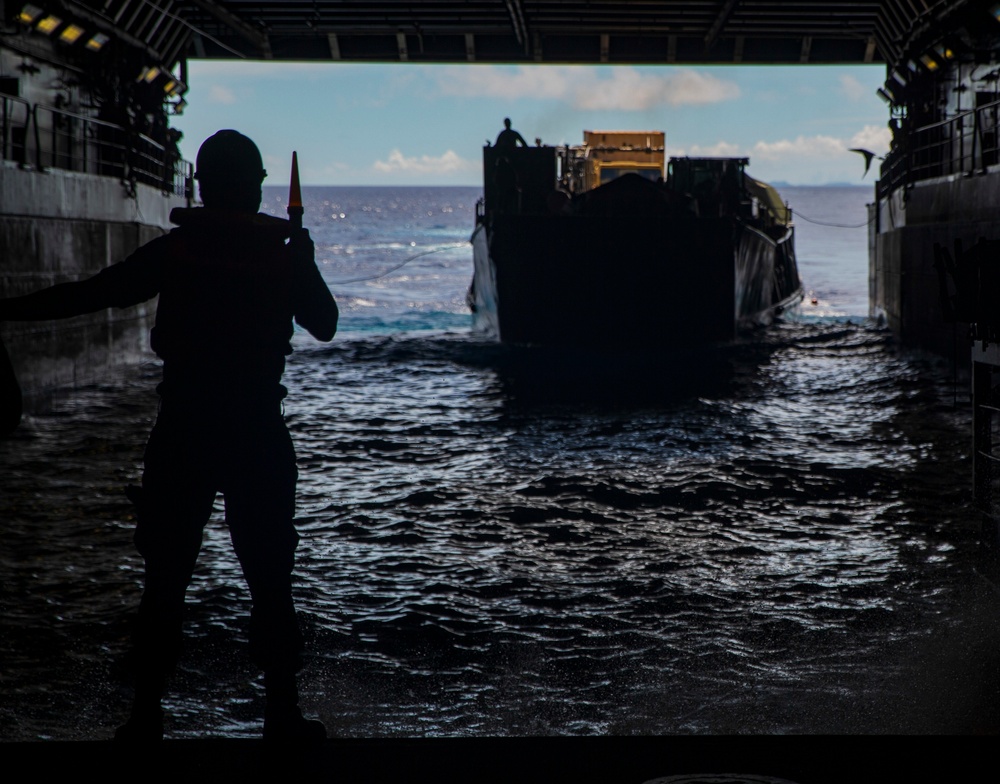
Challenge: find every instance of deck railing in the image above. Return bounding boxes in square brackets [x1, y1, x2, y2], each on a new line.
[0, 96, 190, 197]
[878, 99, 1000, 198]
[1, 94, 31, 166]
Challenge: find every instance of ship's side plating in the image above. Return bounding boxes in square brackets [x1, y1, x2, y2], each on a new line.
[866, 3, 1000, 546]
[1, 4, 192, 407]
[869, 2, 1000, 357]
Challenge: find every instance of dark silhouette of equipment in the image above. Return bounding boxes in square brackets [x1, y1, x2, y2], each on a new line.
[0, 333, 21, 436]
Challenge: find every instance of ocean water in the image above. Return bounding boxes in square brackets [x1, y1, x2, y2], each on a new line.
[2, 184, 999, 740]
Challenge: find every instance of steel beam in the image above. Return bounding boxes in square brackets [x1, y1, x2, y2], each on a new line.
[704, 0, 740, 50]
[184, 0, 272, 58]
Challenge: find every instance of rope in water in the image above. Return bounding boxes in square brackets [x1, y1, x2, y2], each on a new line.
[793, 209, 874, 229]
[325, 242, 469, 284]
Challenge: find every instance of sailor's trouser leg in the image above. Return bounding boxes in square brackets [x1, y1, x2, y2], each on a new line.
[221, 416, 323, 739]
[222, 415, 303, 673]
[131, 417, 217, 707]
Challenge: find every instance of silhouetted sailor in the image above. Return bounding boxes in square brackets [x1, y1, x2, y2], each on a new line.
[0, 129, 338, 742]
[494, 117, 527, 151]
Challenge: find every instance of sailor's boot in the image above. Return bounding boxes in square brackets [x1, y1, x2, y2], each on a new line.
[262, 669, 326, 743]
[114, 670, 166, 742]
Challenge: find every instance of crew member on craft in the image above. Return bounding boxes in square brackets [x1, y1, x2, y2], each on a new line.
[494, 117, 528, 151]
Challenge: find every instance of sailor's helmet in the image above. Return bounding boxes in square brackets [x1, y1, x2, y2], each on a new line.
[194, 130, 266, 184]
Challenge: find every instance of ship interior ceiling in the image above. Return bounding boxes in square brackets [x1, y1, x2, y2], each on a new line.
[149, 0, 891, 64]
[5, 0, 993, 139]
[3, 1, 977, 70]
[3, 0, 989, 148]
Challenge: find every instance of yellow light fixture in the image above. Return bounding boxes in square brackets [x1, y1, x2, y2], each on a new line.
[919, 53, 939, 72]
[85, 33, 109, 51]
[143, 66, 161, 82]
[935, 43, 955, 61]
[163, 78, 185, 96]
[59, 24, 85, 44]
[36, 15, 62, 34]
[18, 4, 43, 24]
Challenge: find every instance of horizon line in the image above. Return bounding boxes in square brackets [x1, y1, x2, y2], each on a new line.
[260, 181, 874, 188]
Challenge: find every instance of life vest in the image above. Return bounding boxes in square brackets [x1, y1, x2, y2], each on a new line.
[150, 209, 296, 405]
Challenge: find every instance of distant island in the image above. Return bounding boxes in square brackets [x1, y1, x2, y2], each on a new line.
[770, 181, 872, 188]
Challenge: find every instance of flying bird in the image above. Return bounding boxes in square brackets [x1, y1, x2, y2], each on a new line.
[849, 148, 882, 178]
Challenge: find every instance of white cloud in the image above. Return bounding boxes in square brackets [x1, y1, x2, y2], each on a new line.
[208, 85, 237, 105]
[262, 154, 284, 174]
[705, 128, 896, 183]
[838, 74, 868, 102]
[437, 66, 570, 100]
[192, 61, 347, 79]
[751, 134, 846, 161]
[849, 124, 892, 155]
[435, 66, 739, 109]
[322, 161, 352, 177]
[373, 149, 475, 175]
[682, 141, 744, 158]
[576, 68, 740, 110]
[679, 136, 868, 164]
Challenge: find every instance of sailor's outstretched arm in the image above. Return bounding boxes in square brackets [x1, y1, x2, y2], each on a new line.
[1, 278, 112, 321]
[0, 245, 162, 321]
[289, 228, 338, 342]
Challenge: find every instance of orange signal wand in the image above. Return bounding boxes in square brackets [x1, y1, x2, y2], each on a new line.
[287, 150, 303, 231]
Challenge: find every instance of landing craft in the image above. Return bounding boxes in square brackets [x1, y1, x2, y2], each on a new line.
[469, 131, 803, 350]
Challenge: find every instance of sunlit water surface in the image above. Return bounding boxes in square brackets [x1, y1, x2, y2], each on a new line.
[2, 186, 999, 739]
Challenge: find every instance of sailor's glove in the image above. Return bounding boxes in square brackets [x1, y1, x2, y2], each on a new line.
[287, 225, 337, 339]
[288, 227, 315, 269]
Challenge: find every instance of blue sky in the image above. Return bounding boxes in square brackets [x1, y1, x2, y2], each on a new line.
[174, 61, 890, 187]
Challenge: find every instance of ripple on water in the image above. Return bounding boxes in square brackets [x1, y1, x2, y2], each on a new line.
[2, 321, 997, 738]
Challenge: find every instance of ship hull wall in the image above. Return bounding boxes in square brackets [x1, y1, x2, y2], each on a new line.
[1, 164, 184, 408]
[870, 171, 1000, 357]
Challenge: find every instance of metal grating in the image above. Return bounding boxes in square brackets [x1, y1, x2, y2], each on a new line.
[59, 0, 973, 68]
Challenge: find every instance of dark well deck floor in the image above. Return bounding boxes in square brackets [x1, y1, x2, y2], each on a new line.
[2, 736, 994, 782]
